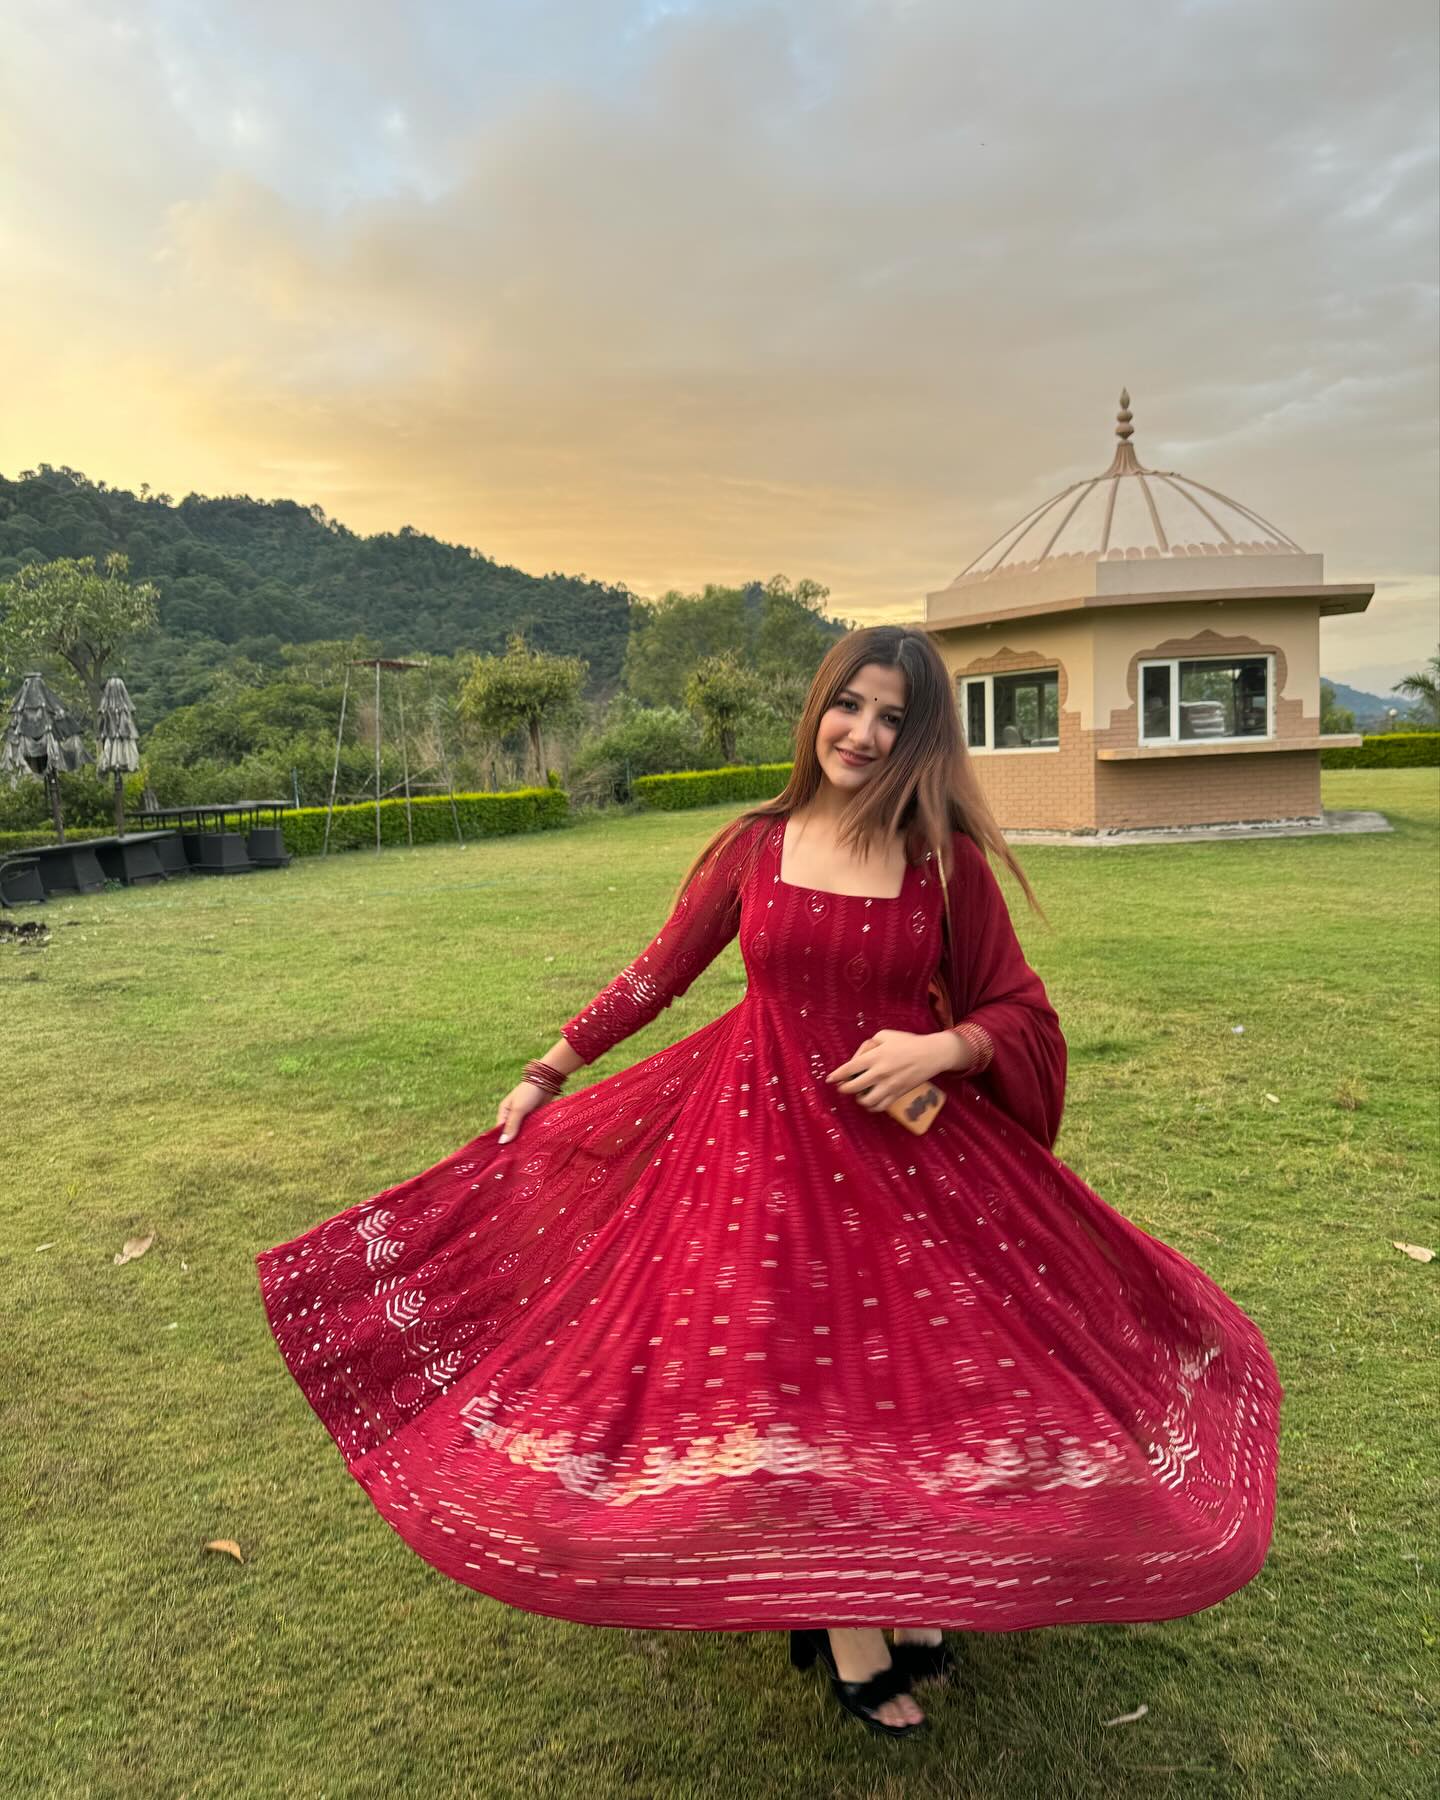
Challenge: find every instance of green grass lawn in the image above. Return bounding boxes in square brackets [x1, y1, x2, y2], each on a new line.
[3, 769, 1436, 1800]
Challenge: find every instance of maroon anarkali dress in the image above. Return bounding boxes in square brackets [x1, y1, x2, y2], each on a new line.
[257, 816, 1281, 1630]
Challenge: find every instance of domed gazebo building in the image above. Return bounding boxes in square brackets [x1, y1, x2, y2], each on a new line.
[920, 394, 1371, 834]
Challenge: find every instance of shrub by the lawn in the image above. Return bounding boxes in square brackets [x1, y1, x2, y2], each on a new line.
[0, 788, 570, 858]
[632, 763, 793, 810]
[1321, 731, 1440, 769]
[0, 825, 115, 851]
[281, 787, 569, 854]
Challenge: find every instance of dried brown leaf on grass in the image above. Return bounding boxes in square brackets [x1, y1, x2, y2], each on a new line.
[204, 1540, 244, 1562]
[113, 1234, 154, 1266]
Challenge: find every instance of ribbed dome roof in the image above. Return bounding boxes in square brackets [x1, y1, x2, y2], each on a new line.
[957, 392, 1305, 585]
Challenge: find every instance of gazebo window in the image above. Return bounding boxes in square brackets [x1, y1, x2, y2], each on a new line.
[959, 670, 1060, 752]
[964, 681, 988, 748]
[1139, 655, 1273, 744]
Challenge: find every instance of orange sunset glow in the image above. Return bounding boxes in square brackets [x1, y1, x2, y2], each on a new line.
[2, 0, 1436, 689]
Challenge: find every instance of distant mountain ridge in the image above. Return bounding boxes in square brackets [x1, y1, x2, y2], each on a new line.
[5, 465, 1423, 737]
[0, 463, 634, 720]
[1324, 679, 1419, 724]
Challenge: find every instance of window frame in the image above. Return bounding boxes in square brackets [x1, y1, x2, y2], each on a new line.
[1137, 652, 1276, 747]
[958, 668, 1062, 755]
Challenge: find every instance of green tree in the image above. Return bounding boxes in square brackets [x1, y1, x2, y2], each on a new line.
[754, 574, 836, 676]
[684, 651, 760, 764]
[568, 702, 707, 806]
[1320, 681, 1355, 734]
[1393, 650, 1440, 728]
[624, 586, 748, 707]
[623, 576, 842, 710]
[0, 552, 159, 720]
[0, 467, 635, 722]
[459, 633, 587, 780]
[278, 636, 387, 685]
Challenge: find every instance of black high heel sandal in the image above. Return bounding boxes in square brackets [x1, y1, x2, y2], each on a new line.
[789, 1629, 927, 1739]
[889, 1636, 956, 1686]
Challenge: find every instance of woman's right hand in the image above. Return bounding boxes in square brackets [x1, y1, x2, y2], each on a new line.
[496, 1080, 552, 1145]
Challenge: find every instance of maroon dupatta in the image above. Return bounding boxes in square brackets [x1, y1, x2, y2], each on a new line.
[930, 831, 1067, 1149]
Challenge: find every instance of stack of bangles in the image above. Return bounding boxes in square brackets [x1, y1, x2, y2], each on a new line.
[949, 1020, 995, 1074]
[522, 1058, 570, 1097]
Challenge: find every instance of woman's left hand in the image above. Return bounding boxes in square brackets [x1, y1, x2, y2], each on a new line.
[826, 1029, 967, 1112]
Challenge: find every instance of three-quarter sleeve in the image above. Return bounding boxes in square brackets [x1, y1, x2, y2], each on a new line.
[560, 819, 761, 1066]
[943, 832, 1068, 1147]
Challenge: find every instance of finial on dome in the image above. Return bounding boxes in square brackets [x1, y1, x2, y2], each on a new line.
[1103, 387, 1142, 475]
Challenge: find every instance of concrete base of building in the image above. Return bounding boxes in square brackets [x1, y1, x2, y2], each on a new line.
[1005, 809, 1392, 847]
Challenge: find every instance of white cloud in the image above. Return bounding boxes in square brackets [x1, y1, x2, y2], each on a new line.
[0, 0, 1433, 673]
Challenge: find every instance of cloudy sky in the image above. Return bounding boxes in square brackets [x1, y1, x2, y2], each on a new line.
[2, 0, 1436, 691]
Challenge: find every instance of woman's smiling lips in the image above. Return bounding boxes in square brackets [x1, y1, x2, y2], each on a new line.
[835, 748, 875, 767]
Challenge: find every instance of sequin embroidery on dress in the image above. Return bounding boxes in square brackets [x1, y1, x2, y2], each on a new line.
[258, 814, 1282, 1630]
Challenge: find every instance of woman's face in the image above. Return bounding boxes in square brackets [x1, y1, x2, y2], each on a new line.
[814, 661, 908, 791]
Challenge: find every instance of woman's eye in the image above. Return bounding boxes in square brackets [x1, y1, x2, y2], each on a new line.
[832, 699, 900, 726]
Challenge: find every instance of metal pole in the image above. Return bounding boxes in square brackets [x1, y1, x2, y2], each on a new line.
[322, 664, 351, 857]
[397, 681, 414, 847]
[374, 661, 383, 852]
[434, 697, 464, 845]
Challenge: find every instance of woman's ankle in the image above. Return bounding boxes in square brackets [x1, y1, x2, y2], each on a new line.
[823, 1627, 926, 1727]
[825, 1626, 890, 1682]
[893, 1627, 943, 1646]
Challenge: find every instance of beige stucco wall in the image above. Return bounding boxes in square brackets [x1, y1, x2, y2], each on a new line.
[925, 551, 1326, 623]
[1090, 600, 1322, 734]
[927, 598, 1327, 831]
[929, 616, 1097, 829]
[1092, 552, 1325, 597]
[933, 615, 1097, 722]
[927, 559, 1114, 623]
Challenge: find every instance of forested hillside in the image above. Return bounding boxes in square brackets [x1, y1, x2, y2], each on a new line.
[0, 464, 634, 720]
[1326, 679, 1420, 727]
[0, 463, 856, 825]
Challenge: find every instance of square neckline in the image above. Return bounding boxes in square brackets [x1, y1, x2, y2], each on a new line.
[773, 813, 915, 902]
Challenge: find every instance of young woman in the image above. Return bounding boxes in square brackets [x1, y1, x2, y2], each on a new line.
[258, 625, 1282, 1739]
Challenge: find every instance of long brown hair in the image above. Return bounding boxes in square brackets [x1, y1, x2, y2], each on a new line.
[670, 624, 1039, 912]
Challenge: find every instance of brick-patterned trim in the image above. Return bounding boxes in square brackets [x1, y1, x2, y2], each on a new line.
[944, 625, 1326, 833]
[954, 645, 1060, 680]
[952, 651, 1093, 830]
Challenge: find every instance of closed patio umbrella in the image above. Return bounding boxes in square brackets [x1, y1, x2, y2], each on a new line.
[96, 675, 141, 833]
[0, 672, 92, 843]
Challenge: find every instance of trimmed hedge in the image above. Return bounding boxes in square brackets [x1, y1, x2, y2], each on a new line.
[0, 789, 568, 860]
[0, 826, 116, 852]
[632, 763, 794, 810]
[1320, 732, 1440, 770]
[280, 786, 569, 856]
